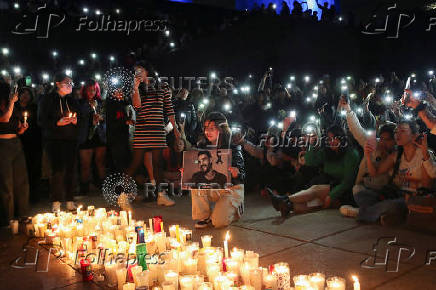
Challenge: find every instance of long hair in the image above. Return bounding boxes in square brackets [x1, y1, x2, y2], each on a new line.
[325, 124, 349, 161]
[198, 111, 231, 149]
[0, 81, 11, 111]
[80, 79, 101, 100]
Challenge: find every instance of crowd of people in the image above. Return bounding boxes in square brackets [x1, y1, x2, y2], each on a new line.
[2, 60, 436, 234]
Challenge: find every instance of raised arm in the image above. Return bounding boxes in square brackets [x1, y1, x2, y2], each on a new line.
[0, 92, 17, 122]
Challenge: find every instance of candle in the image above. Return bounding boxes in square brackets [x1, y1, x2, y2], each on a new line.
[116, 268, 127, 290]
[136, 270, 152, 288]
[123, 283, 135, 290]
[244, 251, 259, 268]
[149, 219, 153, 233]
[249, 268, 262, 290]
[352, 276, 360, 290]
[164, 270, 179, 290]
[128, 211, 132, 226]
[225, 259, 240, 275]
[169, 225, 177, 238]
[10, 220, 19, 235]
[176, 225, 180, 242]
[180, 275, 194, 290]
[214, 274, 232, 290]
[68, 112, 73, 118]
[240, 262, 252, 286]
[162, 281, 176, 290]
[293, 275, 309, 290]
[105, 263, 118, 287]
[223, 231, 230, 258]
[272, 263, 290, 290]
[183, 258, 198, 275]
[77, 205, 82, 216]
[326, 277, 346, 290]
[309, 273, 325, 290]
[153, 216, 163, 233]
[263, 274, 277, 290]
[226, 272, 239, 286]
[197, 282, 213, 290]
[206, 264, 220, 284]
[231, 248, 244, 264]
[130, 265, 143, 285]
[201, 235, 212, 248]
[161, 221, 164, 232]
[240, 286, 255, 290]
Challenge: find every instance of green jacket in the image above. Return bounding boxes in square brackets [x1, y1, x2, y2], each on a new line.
[304, 147, 360, 200]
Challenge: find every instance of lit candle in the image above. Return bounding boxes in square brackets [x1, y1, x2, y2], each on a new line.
[201, 235, 212, 248]
[197, 282, 213, 290]
[309, 273, 325, 290]
[263, 274, 277, 290]
[176, 225, 180, 242]
[160, 221, 164, 232]
[272, 263, 290, 290]
[326, 276, 346, 290]
[149, 219, 153, 233]
[68, 112, 72, 118]
[169, 225, 177, 238]
[180, 275, 194, 290]
[183, 258, 198, 275]
[206, 264, 220, 284]
[123, 283, 135, 290]
[128, 211, 132, 226]
[105, 263, 118, 287]
[249, 268, 262, 290]
[224, 231, 230, 258]
[352, 276, 360, 290]
[116, 268, 127, 290]
[164, 270, 179, 290]
[293, 275, 309, 290]
[244, 251, 259, 269]
[240, 262, 252, 286]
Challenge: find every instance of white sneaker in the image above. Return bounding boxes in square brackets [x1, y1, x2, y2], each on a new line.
[52, 201, 61, 212]
[157, 193, 175, 206]
[340, 205, 359, 218]
[66, 201, 78, 211]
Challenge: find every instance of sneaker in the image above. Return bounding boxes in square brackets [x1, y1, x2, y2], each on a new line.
[340, 205, 359, 218]
[157, 193, 175, 206]
[52, 201, 61, 212]
[195, 218, 211, 229]
[66, 201, 78, 211]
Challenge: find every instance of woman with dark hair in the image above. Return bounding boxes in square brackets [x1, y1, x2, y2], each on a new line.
[38, 73, 78, 212]
[77, 79, 106, 196]
[191, 111, 245, 228]
[356, 120, 436, 225]
[0, 81, 29, 231]
[271, 124, 361, 216]
[126, 61, 180, 206]
[15, 87, 43, 203]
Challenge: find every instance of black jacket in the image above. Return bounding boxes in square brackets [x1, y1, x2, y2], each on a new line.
[174, 99, 198, 143]
[38, 91, 78, 141]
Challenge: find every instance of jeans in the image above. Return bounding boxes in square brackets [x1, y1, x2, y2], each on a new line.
[45, 139, 78, 202]
[354, 188, 407, 223]
[0, 138, 29, 226]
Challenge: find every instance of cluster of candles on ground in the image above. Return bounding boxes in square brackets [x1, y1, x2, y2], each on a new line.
[28, 206, 361, 290]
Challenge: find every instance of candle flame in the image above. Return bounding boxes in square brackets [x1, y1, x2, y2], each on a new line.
[225, 231, 230, 241]
[352, 275, 359, 282]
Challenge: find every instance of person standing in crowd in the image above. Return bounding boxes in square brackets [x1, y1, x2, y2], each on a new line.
[173, 88, 198, 144]
[38, 73, 78, 212]
[77, 80, 106, 196]
[270, 124, 361, 216]
[106, 89, 133, 174]
[15, 87, 42, 203]
[0, 81, 29, 233]
[191, 112, 245, 228]
[126, 61, 180, 206]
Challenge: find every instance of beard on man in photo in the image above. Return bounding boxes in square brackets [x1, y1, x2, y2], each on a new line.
[191, 150, 227, 189]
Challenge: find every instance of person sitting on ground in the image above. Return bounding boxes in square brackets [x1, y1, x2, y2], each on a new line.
[191, 112, 245, 228]
[355, 120, 436, 225]
[270, 124, 361, 217]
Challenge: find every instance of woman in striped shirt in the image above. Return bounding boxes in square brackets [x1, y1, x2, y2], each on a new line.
[126, 62, 180, 206]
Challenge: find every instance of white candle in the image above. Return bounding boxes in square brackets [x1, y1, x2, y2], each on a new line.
[180, 275, 194, 290]
[223, 231, 230, 258]
[272, 263, 291, 290]
[206, 264, 220, 284]
[130, 265, 143, 286]
[293, 275, 309, 290]
[77, 205, 82, 215]
[164, 270, 179, 290]
[116, 267, 127, 290]
[136, 270, 152, 288]
[249, 268, 262, 290]
[162, 281, 176, 290]
[244, 251, 259, 269]
[309, 273, 325, 290]
[197, 282, 213, 290]
[183, 258, 198, 275]
[225, 259, 240, 275]
[326, 276, 346, 290]
[128, 211, 132, 226]
[149, 219, 153, 233]
[231, 248, 244, 264]
[352, 276, 360, 290]
[105, 263, 118, 287]
[263, 274, 277, 290]
[123, 283, 135, 290]
[201, 235, 212, 248]
[240, 262, 252, 286]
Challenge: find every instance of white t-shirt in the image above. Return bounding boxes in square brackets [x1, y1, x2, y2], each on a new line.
[391, 148, 425, 192]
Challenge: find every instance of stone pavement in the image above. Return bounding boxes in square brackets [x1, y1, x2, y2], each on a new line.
[1, 193, 435, 290]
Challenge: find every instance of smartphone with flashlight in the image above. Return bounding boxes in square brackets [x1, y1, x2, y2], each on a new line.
[180, 112, 186, 123]
[289, 110, 296, 118]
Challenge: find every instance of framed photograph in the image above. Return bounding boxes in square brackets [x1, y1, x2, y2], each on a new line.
[182, 149, 232, 190]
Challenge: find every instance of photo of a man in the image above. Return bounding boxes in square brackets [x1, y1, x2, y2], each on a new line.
[191, 150, 227, 188]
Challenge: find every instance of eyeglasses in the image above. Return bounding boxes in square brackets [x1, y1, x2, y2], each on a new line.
[62, 81, 74, 87]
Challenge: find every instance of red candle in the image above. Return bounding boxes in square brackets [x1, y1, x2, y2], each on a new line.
[153, 216, 163, 233]
[80, 259, 93, 281]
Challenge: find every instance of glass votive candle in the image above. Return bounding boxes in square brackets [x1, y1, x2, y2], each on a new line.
[293, 275, 309, 290]
[326, 276, 346, 290]
[309, 273, 325, 290]
[244, 251, 259, 268]
[164, 270, 179, 290]
[180, 275, 194, 290]
[201, 235, 212, 248]
[197, 282, 213, 290]
[162, 280, 176, 290]
[263, 274, 277, 290]
[273, 262, 291, 290]
[116, 267, 127, 290]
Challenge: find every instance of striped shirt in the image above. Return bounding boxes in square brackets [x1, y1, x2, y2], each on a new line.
[133, 86, 175, 149]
